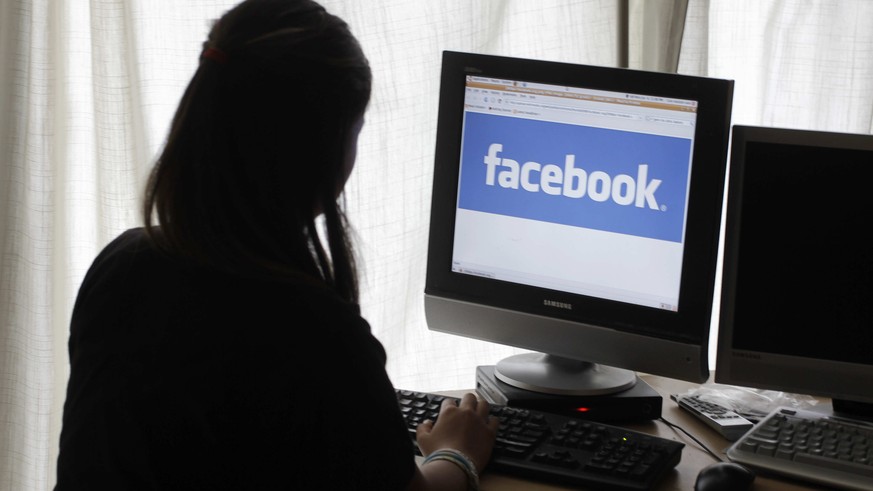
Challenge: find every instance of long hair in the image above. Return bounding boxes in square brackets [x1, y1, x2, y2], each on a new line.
[142, 0, 371, 303]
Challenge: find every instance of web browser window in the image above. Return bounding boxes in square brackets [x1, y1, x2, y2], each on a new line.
[451, 76, 698, 310]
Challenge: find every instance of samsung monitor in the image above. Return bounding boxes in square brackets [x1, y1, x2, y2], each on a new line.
[425, 51, 734, 395]
[716, 125, 873, 418]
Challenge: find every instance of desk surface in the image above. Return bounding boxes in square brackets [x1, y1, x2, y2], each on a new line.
[442, 374, 823, 491]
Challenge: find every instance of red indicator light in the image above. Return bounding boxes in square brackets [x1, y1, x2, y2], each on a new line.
[575, 407, 590, 413]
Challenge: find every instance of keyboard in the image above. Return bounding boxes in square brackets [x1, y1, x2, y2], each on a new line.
[727, 407, 873, 490]
[396, 389, 684, 490]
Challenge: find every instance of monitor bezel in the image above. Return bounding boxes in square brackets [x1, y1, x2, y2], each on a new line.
[425, 51, 734, 383]
[716, 125, 873, 404]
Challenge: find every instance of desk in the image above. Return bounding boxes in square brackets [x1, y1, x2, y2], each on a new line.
[442, 374, 823, 491]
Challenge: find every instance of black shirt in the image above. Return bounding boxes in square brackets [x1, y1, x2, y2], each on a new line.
[55, 228, 416, 490]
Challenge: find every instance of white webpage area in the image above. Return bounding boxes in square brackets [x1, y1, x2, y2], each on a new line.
[452, 210, 683, 310]
[451, 77, 696, 311]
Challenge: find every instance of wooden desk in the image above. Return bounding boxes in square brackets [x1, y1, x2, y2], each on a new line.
[442, 374, 823, 490]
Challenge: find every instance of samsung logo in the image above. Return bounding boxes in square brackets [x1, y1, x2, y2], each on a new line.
[544, 299, 573, 310]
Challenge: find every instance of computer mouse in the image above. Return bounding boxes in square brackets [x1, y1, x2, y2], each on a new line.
[694, 461, 755, 491]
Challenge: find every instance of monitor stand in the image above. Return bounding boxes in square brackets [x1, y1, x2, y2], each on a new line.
[494, 353, 638, 396]
[476, 364, 662, 423]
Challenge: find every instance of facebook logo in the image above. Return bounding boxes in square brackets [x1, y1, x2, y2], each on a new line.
[482, 143, 662, 209]
[457, 112, 692, 242]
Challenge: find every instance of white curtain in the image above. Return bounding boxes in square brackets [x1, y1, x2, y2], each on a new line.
[680, 0, 873, 132]
[2, 1, 872, 490]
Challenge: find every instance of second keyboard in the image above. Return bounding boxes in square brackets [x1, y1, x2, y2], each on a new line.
[727, 407, 873, 490]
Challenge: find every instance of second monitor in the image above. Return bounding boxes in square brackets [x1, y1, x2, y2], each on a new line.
[424, 51, 734, 400]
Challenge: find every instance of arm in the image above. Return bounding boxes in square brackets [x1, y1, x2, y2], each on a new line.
[406, 393, 500, 491]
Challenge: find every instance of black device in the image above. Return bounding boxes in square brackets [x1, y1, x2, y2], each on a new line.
[424, 50, 734, 406]
[476, 365, 662, 423]
[715, 124, 873, 488]
[716, 125, 873, 416]
[694, 462, 755, 491]
[397, 388, 684, 490]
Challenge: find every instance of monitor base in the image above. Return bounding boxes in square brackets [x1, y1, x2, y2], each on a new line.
[476, 365, 662, 423]
[495, 353, 637, 396]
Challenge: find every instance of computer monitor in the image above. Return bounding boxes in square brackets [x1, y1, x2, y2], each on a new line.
[716, 125, 873, 419]
[425, 51, 734, 395]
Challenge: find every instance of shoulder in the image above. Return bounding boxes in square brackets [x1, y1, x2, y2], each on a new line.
[72, 228, 153, 306]
[96, 227, 155, 260]
[78, 228, 162, 286]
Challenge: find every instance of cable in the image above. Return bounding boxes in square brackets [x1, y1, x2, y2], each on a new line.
[658, 416, 725, 463]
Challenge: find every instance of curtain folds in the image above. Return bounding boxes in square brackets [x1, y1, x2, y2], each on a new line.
[2, 1, 872, 490]
[680, 0, 873, 132]
[628, 0, 689, 72]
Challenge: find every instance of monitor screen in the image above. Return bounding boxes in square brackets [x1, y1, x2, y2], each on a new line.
[425, 51, 734, 394]
[716, 125, 873, 414]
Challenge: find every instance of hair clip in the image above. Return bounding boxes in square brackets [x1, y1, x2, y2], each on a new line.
[201, 47, 228, 64]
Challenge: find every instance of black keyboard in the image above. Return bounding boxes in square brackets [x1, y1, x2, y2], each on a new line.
[396, 389, 684, 490]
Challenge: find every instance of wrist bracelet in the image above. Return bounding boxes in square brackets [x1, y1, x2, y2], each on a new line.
[423, 448, 480, 491]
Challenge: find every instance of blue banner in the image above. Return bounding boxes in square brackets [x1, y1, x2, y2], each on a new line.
[457, 112, 692, 242]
